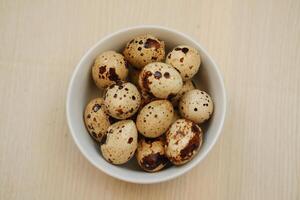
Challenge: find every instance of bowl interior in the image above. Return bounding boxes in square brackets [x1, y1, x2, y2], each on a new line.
[67, 26, 226, 184]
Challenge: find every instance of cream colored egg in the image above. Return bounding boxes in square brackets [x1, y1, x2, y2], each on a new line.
[123, 34, 165, 69]
[136, 100, 174, 138]
[101, 120, 138, 165]
[136, 137, 168, 172]
[138, 62, 183, 99]
[84, 98, 110, 142]
[166, 45, 201, 81]
[179, 89, 213, 124]
[92, 51, 128, 89]
[165, 119, 203, 165]
[104, 82, 141, 119]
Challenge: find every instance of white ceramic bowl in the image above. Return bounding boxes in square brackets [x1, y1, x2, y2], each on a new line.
[66, 25, 226, 184]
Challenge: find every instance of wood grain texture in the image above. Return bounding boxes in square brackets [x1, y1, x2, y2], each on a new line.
[0, 0, 299, 199]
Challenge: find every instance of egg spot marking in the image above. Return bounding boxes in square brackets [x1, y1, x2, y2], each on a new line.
[163, 72, 170, 78]
[154, 71, 162, 79]
[108, 68, 120, 81]
[93, 104, 101, 112]
[128, 137, 133, 144]
[181, 48, 189, 54]
[144, 38, 160, 49]
[141, 153, 168, 171]
[99, 65, 106, 74]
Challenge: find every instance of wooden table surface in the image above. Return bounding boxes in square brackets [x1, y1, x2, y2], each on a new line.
[1, 0, 299, 199]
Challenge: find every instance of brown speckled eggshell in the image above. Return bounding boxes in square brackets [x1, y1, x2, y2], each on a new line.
[166, 45, 201, 81]
[165, 119, 203, 165]
[92, 51, 128, 89]
[84, 98, 110, 142]
[138, 62, 183, 99]
[101, 120, 138, 165]
[104, 81, 141, 119]
[136, 100, 174, 138]
[179, 89, 213, 124]
[136, 137, 168, 172]
[123, 34, 165, 69]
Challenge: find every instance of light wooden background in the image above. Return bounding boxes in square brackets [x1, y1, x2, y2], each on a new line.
[0, 0, 299, 199]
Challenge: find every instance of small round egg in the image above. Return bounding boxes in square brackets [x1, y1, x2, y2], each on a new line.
[136, 137, 168, 172]
[166, 45, 201, 81]
[101, 120, 138, 164]
[104, 81, 141, 119]
[136, 100, 174, 138]
[165, 119, 203, 165]
[123, 34, 165, 69]
[170, 80, 196, 107]
[92, 51, 128, 89]
[84, 98, 110, 142]
[138, 62, 183, 99]
[179, 89, 213, 124]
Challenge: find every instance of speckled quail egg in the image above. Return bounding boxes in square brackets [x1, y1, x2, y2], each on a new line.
[166, 45, 201, 81]
[138, 62, 183, 99]
[84, 98, 110, 142]
[123, 34, 165, 69]
[170, 80, 196, 107]
[165, 119, 203, 165]
[136, 137, 168, 172]
[92, 51, 128, 89]
[104, 81, 141, 119]
[101, 120, 138, 164]
[136, 100, 174, 138]
[179, 89, 213, 124]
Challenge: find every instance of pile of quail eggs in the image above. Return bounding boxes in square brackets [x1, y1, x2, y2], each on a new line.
[84, 34, 213, 172]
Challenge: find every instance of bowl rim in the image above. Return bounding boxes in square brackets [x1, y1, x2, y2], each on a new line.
[66, 25, 227, 184]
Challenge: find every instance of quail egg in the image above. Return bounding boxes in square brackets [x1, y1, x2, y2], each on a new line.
[84, 98, 110, 142]
[166, 45, 201, 81]
[136, 100, 174, 138]
[104, 81, 141, 119]
[92, 51, 129, 89]
[136, 137, 168, 172]
[123, 34, 165, 69]
[165, 119, 203, 165]
[101, 120, 138, 164]
[179, 89, 213, 123]
[138, 62, 183, 99]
